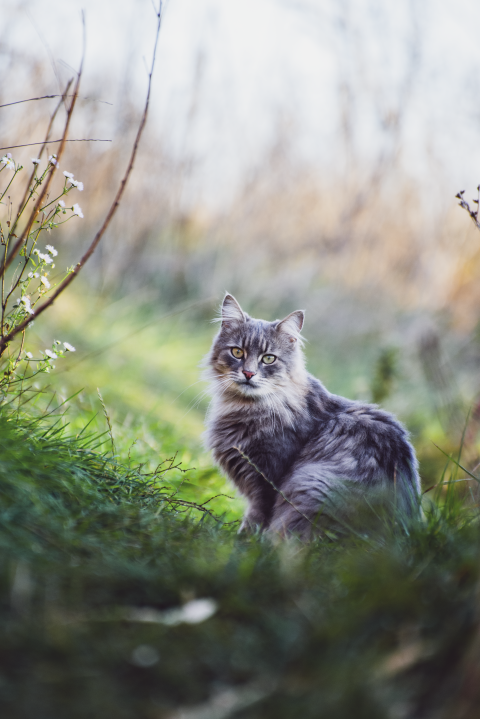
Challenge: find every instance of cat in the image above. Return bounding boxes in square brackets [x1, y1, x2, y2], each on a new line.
[204, 293, 421, 539]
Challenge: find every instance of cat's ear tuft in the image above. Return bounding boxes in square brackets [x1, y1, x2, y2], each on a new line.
[276, 310, 305, 342]
[221, 293, 245, 327]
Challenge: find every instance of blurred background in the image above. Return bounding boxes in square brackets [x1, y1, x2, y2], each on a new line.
[2, 0, 480, 490]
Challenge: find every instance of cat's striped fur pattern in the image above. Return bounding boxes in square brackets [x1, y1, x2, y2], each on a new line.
[204, 294, 420, 538]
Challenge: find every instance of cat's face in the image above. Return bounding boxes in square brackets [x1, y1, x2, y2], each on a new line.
[208, 294, 306, 401]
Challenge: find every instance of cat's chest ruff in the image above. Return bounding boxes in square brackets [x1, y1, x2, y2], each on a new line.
[210, 409, 278, 447]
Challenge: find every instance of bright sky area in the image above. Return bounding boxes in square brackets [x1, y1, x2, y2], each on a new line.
[2, 0, 480, 208]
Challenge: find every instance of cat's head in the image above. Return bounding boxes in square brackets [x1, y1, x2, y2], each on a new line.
[207, 293, 307, 401]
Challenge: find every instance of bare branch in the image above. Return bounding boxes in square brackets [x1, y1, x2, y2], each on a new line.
[10, 79, 74, 244]
[0, 95, 112, 108]
[2, 56, 83, 275]
[456, 188, 480, 231]
[0, 5, 164, 356]
[0, 139, 111, 151]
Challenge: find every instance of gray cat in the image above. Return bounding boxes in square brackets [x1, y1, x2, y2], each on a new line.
[204, 294, 421, 539]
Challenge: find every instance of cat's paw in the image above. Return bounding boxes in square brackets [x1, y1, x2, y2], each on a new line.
[238, 513, 267, 534]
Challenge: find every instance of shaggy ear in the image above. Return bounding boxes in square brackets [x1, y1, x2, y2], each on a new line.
[276, 310, 305, 342]
[221, 293, 245, 326]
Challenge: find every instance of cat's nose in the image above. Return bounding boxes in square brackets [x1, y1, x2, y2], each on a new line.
[243, 370, 255, 381]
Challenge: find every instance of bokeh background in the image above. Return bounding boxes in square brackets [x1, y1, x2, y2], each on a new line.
[2, 0, 480, 494]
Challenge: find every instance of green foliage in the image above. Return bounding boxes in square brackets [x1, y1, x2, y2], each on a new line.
[0, 152, 83, 394]
[1, 401, 480, 717]
[370, 347, 399, 404]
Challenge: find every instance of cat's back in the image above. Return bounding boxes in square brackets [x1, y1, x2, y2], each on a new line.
[301, 374, 419, 486]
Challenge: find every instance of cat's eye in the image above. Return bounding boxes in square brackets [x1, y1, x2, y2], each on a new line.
[262, 354, 276, 365]
[231, 347, 244, 359]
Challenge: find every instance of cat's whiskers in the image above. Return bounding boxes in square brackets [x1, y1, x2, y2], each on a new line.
[182, 373, 228, 411]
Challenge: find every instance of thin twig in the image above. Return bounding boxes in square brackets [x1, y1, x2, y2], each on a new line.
[0, 139, 111, 151]
[0, 4, 164, 356]
[233, 446, 317, 528]
[9, 79, 73, 254]
[0, 94, 112, 108]
[456, 188, 480, 231]
[2, 45, 84, 274]
[423, 478, 477, 495]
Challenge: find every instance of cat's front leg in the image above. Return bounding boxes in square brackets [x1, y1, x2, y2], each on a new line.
[238, 506, 268, 534]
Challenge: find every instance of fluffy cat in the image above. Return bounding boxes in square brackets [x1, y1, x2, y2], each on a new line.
[204, 294, 421, 538]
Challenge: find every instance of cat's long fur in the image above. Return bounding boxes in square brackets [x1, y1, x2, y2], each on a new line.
[204, 294, 421, 538]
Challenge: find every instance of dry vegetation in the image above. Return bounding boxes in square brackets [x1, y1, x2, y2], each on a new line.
[2, 44, 480, 332]
[2, 7, 480, 717]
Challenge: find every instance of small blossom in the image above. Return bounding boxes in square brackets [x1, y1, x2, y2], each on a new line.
[54, 340, 61, 345]
[73, 203, 84, 218]
[63, 342, 76, 352]
[70, 179, 84, 191]
[48, 154, 58, 167]
[32, 158, 41, 165]
[21, 297, 34, 315]
[45, 245, 58, 257]
[63, 171, 74, 179]
[38, 252, 53, 264]
[40, 276, 51, 289]
[58, 200, 65, 208]
[25, 352, 33, 360]
[45, 349, 57, 359]
[1, 154, 15, 170]
[27, 272, 39, 279]
[33, 249, 40, 255]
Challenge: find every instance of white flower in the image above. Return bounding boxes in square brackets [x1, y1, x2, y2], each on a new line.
[1, 154, 15, 170]
[73, 203, 84, 218]
[63, 342, 76, 352]
[31, 158, 41, 165]
[58, 200, 65, 208]
[70, 179, 84, 191]
[27, 272, 39, 279]
[45, 245, 58, 257]
[63, 171, 74, 179]
[40, 276, 51, 289]
[45, 350, 57, 359]
[25, 352, 33, 359]
[38, 252, 53, 264]
[48, 154, 58, 167]
[21, 297, 34, 315]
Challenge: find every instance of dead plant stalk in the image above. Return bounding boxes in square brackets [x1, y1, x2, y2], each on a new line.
[0, 4, 163, 358]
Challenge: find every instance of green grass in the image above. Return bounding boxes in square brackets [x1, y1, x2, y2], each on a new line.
[27, 286, 465, 490]
[1, 288, 480, 716]
[1, 385, 480, 717]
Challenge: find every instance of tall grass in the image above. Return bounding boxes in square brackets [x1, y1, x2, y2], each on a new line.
[1, 397, 480, 718]
[1, 7, 480, 717]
